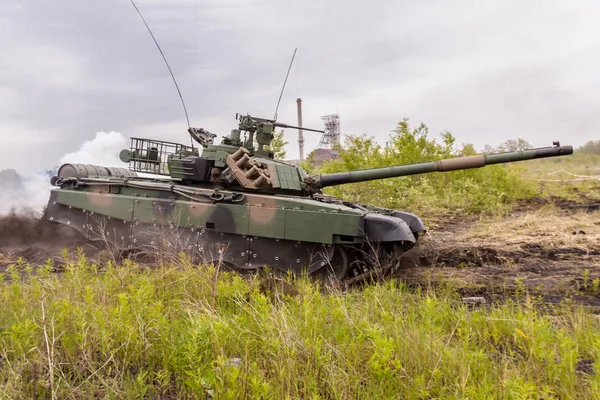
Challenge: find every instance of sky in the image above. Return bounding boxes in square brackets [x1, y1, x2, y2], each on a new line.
[1, 0, 599, 174]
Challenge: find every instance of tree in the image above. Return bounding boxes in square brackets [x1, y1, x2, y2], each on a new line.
[300, 150, 317, 172]
[460, 143, 477, 156]
[267, 129, 289, 160]
[482, 144, 496, 154]
[497, 138, 532, 152]
[577, 140, 600, 155]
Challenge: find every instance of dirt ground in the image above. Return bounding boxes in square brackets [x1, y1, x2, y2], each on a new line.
[395, 197, 600, 310]
[1, 197, 599, 309]
[0, 211, 108, 269]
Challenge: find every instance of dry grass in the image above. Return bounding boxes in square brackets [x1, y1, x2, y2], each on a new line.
[468, 208, 600, 253]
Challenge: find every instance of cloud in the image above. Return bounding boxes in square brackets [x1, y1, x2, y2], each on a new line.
[1, 0, 599, 172]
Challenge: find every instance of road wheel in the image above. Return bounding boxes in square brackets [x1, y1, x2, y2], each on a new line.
[328, 245, 349, 280]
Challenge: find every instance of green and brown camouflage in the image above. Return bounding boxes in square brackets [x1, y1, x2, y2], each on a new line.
[45, 114, 574, 281]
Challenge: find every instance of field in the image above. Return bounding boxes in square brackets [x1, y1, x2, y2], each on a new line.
[0, 149, 599, 398]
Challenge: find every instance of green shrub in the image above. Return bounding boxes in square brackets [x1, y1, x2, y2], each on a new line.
[316, 119, 538, 216]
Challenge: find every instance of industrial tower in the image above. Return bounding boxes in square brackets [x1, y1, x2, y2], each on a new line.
[319, 114, 341, 148]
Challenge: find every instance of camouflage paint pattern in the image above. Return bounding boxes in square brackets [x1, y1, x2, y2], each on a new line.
[45, 180, 418, 274]
[47, 185, 367, 244]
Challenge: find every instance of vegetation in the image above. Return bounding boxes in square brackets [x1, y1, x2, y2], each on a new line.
[308, 119, 538, 216]
[267, 129, 288, 160]
[1, 118, 597, 399]
[483, 138, 532, 153]
[511, 151, 600, 202]
[577, 139, 600, 155]
[0, 255, 598, 399]
[302, 119, 599, 217]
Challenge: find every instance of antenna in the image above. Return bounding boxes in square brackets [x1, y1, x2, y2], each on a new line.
[273, 47, 297, 121]
[128, 0, 192, 144]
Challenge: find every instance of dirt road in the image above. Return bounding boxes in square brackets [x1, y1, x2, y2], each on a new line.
[396, 197, 600, 310]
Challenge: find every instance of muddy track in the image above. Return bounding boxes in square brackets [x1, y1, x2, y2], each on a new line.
[395, 197, 600, 310]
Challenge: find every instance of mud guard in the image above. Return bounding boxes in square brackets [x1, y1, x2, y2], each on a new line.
[363, 213, 416, 243]
[392, 211, 426, 235]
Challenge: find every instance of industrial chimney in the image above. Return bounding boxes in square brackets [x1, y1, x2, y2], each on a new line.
[296, 98, 304, 160]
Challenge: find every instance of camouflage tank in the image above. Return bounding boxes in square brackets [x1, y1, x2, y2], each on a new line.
[45, 114, 573, 281]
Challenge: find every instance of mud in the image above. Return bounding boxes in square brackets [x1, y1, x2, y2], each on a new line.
[395, 197, 600, 311]
[0, 210, 105, 269]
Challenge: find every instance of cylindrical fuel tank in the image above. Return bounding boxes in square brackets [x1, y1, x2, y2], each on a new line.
[57, 163, 138, 178]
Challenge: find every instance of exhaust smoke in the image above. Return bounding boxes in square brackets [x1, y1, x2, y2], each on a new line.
[0, 131, 127, 216]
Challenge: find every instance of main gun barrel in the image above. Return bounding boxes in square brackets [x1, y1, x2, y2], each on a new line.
[314, 143, 573, 189]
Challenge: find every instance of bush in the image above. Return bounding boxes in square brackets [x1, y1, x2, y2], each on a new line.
[577, 140, 600, 156]
[316, 119, 538, 216]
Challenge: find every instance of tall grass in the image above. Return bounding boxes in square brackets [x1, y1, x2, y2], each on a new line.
[0, 253, 598, 399]
[515, 153, 600, 202]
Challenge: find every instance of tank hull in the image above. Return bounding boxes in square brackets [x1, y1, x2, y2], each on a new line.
[45, 182, 424, 280]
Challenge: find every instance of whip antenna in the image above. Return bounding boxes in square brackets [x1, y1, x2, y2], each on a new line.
[128, 0, 191, 130]
[273, 47, 297, 121]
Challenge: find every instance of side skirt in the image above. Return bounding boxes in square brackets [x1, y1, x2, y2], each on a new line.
[47, 202, 414, 281]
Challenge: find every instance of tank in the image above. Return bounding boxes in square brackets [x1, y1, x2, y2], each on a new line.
[45, 114, 574, 281]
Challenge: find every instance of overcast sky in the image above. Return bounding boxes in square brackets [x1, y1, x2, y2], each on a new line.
[1, 0, 599, 174]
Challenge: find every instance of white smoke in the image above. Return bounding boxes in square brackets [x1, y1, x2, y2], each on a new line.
[59, 131, 166, 179]
[0, 131, 128, 216]
[0, 171, 53, 216]
[59, 131, 127, 167]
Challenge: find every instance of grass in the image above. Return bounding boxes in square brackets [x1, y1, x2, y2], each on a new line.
[468, 208, 600, 251]
[0, 253, 599, 399]
[515, 154, 600, 203]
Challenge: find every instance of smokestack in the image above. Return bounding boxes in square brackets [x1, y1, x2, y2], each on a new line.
[296, 98, 304, 160]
